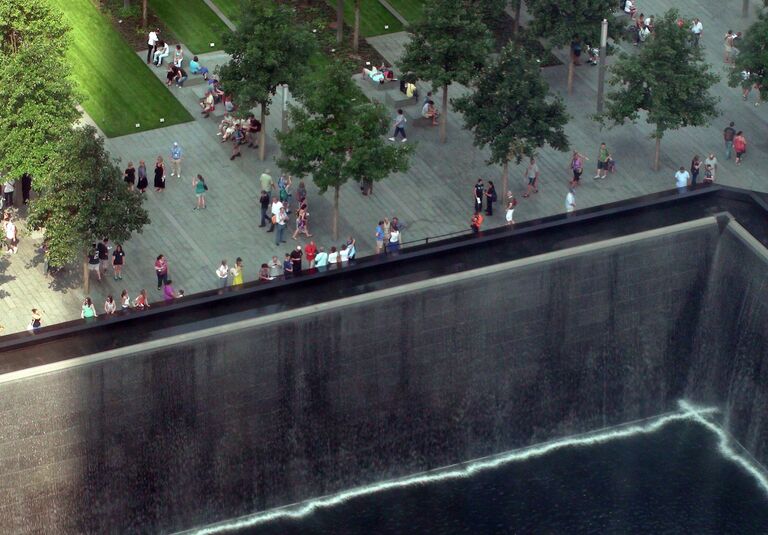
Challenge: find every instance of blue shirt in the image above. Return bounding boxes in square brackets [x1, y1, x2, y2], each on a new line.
[171, 145, 182, 160]
[375, 225, 384, 240]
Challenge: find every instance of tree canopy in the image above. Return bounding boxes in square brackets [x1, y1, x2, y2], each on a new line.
[219, 0, 317, 160]
[598, 9, 719, 170]
[0, 0, 80, 178]
[27, 126, 149, 274]
[454, 42, 570, 196]
[276, 61, 412, 239]
[728, 10, 768, 100]
[398, 0, 492, 143]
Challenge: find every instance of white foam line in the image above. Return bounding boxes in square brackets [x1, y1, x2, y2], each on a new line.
[186, 403, 720, 534]
[679, 399, 768, 496]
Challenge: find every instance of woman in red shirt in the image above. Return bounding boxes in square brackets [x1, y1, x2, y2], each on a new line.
[733, 131, 747, 166]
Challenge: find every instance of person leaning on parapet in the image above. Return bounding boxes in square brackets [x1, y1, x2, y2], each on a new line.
[674, 166, 690, 193]
[470, 212, 484, 233]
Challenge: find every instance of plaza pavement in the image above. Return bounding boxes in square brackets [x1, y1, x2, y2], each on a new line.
[1, 0, 766, 335]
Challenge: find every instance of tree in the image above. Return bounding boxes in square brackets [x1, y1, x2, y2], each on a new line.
[527, 0, 621, 94]
[353, 0, 360, 52]
[728, 11, 768, 101]
[142, 0, 147, 27]
[276, 62, 413, 240]
[598, 9, 719, 171]
[398, 0, 493, 144]
[219, 1, 316, 161]
[0, 0, 81, 179]
[337, 0, 344, 44]
[454, 42, 570, 198]
[27, 126, 150, 293]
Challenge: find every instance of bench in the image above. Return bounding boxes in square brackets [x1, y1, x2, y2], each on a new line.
[385, 88, 418, 107]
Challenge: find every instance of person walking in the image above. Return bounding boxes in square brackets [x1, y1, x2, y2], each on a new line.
[690, 155, 701, 187]
[723, 121, 736, 160]
[112, 243, 125, 280]
[485, 180, 497, 216]
[216, 260, 229, 289]
[389, 109, 407, 142]
[473, 179, 484, 213]
[170, 142, 183, 178]
[594, 142, 610, 179]
[565, 188, 576, 213]
[87, 244, 101, 282]
[258, 190, 270, 227]
[292, 206, 311, 239]
[505, 192, 517, 226]
[147, 28, 159, 64]
[674, 166, 690, 192]
[523, 157, 540, 198]
[260, 170, 275, 199]
[81, 297, 97, 319]
[733, 131, 747, 165]
[691, 18, 703, 46]
[275, 206, 288, 245]
[154, 254, 168, 290]
[193, 174, 207, 210]
[231, 257, 244, 285]
[4, 215, 17, 254]
[137, 160, 149, 193]
[154, 156, 166, 192]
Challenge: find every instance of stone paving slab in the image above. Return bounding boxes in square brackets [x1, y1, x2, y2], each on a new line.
[1, 2, 766, 335]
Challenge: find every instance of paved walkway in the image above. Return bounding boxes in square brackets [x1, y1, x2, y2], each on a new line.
[1, 2, 766, 335]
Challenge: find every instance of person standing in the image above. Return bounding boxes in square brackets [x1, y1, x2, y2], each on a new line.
[703, 164, 715, 184]
[154, 156, 166, 192]
[268, 255, 282, 278]
[305, 240, 318, 268]
[473, 179, 484, 213]
[155, 254, 168, 290]
[691, 18, 703, 46]
[260, 170, 275, 199]
[375, 221, 385, 254]
[594, 142, 610, 179]
[315, 247, 328, 271]
[674, 166, 690, 192]
[87, 244, 101, 282]
[505, 192, 517, 226]
[2, 177, 14, 207]
[690, 155, 701, 187]
[275, 206, 288, 245]
[388, 225, 401, 254]
[733, 131, 747, 165]
[523, 157, 540, 198]
[231, 257, 244, 285]
[28, 308, 42, 331]
[565, 188, 576, 213]
[81, 297, 97, 319]
[282, 253, 294, 277]
[104, 295, 117, 315]
[137, 160, 149, 193]
[147, 28, 159, 64]
[703, 153, 718, 179]
[388, 109, 407, 142]
[170, 142, 183, 178]
[569, 151, 586, 187]
[4, 215, 17, 253]
[124, 162, 136, 190]
[723, 121, 735, 159]
[290, 246, 303, 275]
[97, 237, 110, 278]
[112, 243, 125, 280]
[21, 173, 32, 204]
[216, 260, 229, 288]
[258, 190, 270, 227]
[485, 180, 497, 216]
[268, 196, 283, 233]
[193, 174, 207, 209]
[259, 264, 272, 281]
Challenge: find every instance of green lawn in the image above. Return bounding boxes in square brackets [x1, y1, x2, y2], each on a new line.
[149, 0, 230, 54]
[385, 0, 425, 23]
[212, 0, 241, 22]
[49, 0, 193, 138]
[327, 0, 403, 37]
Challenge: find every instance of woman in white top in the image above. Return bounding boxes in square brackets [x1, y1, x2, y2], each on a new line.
[339, 244, 349, 263]
[104, 295, 117, 315]
[120, 290, 131, 310]
[328, 246, 339, 265]
[153, 41, 170, 66]
[387, 228, 401, 254]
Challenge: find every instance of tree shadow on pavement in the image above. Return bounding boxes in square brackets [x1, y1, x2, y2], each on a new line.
[0, 255, 13, 298]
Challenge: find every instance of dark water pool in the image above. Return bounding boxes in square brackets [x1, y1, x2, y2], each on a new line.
[234, 420, 768, 534]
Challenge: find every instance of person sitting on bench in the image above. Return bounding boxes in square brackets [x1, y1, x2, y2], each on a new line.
[189, 56, 210, 79]
[153, 40, 170, 66]
[421, 100, 439, 126]
[200, 91, 215, 117]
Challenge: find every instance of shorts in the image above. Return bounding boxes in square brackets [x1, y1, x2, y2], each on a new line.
[376, 239, 383, 248]
[572, 168, 583, 181]
[527, 176, 536, 185]
[597, 160, 606, 170]
[88, 263, 100, 272]
[736, 150, 745, 158]
[505, 209, 514, 222]
[196, 193, 204, 198]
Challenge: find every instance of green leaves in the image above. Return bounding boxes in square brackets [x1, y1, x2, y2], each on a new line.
[728, 11, 768, 100]
[527, 0, 621, 47]
[219, 1, 317, 113]
[27, 126, 149, 268]
[453, 42, 570, 166]
[599, 9, 719, 139]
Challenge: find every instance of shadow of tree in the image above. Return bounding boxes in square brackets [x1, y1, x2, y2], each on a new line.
[47, 264, 83, 293]
[0, 254, 13, 298]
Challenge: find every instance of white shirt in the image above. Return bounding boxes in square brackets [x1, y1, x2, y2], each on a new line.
[2, 181, 13, 193]
[692, 22, 703, 35]
[148, 31, 158, 46]
[624, 0, 633, 13]
[271, 201, 283, 217]
[328, 251, 339, 264]
[5, 221, 15, 239]
[675, 170, 690, 188]
[565, 192, 575, 212]
[389, 229, 400, 243]
[216, 265, 228, 279]
[340, 248, 350, 262]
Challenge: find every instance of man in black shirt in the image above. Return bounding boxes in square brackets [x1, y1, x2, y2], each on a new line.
[259, 190, 270, 227]
[290, 246, 303, 275]
[97, 238, 109, 277]
[474, 179, 484, 214]
[723, 121, 736, 160]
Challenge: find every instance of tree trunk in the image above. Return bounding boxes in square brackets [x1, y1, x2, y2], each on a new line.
[259, 104, 267, 161]
[336, 0, 344, 44]
[333, 185, 340, 240]
[743, 0, 749, 17]
[124, 0, 131, 8]
[83, 256, 90, 295]
[654, 136, 661, 172]
[567, 56, 575, 95]
[512, 0, 521, 36]
[353, 0, 360, 52]
[440, 84, 448, 144]
[502, 159, 509, 202]
[142, 0, 147, 27]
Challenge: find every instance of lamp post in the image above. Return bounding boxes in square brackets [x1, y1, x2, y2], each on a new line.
[596, 18, 608, 113]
